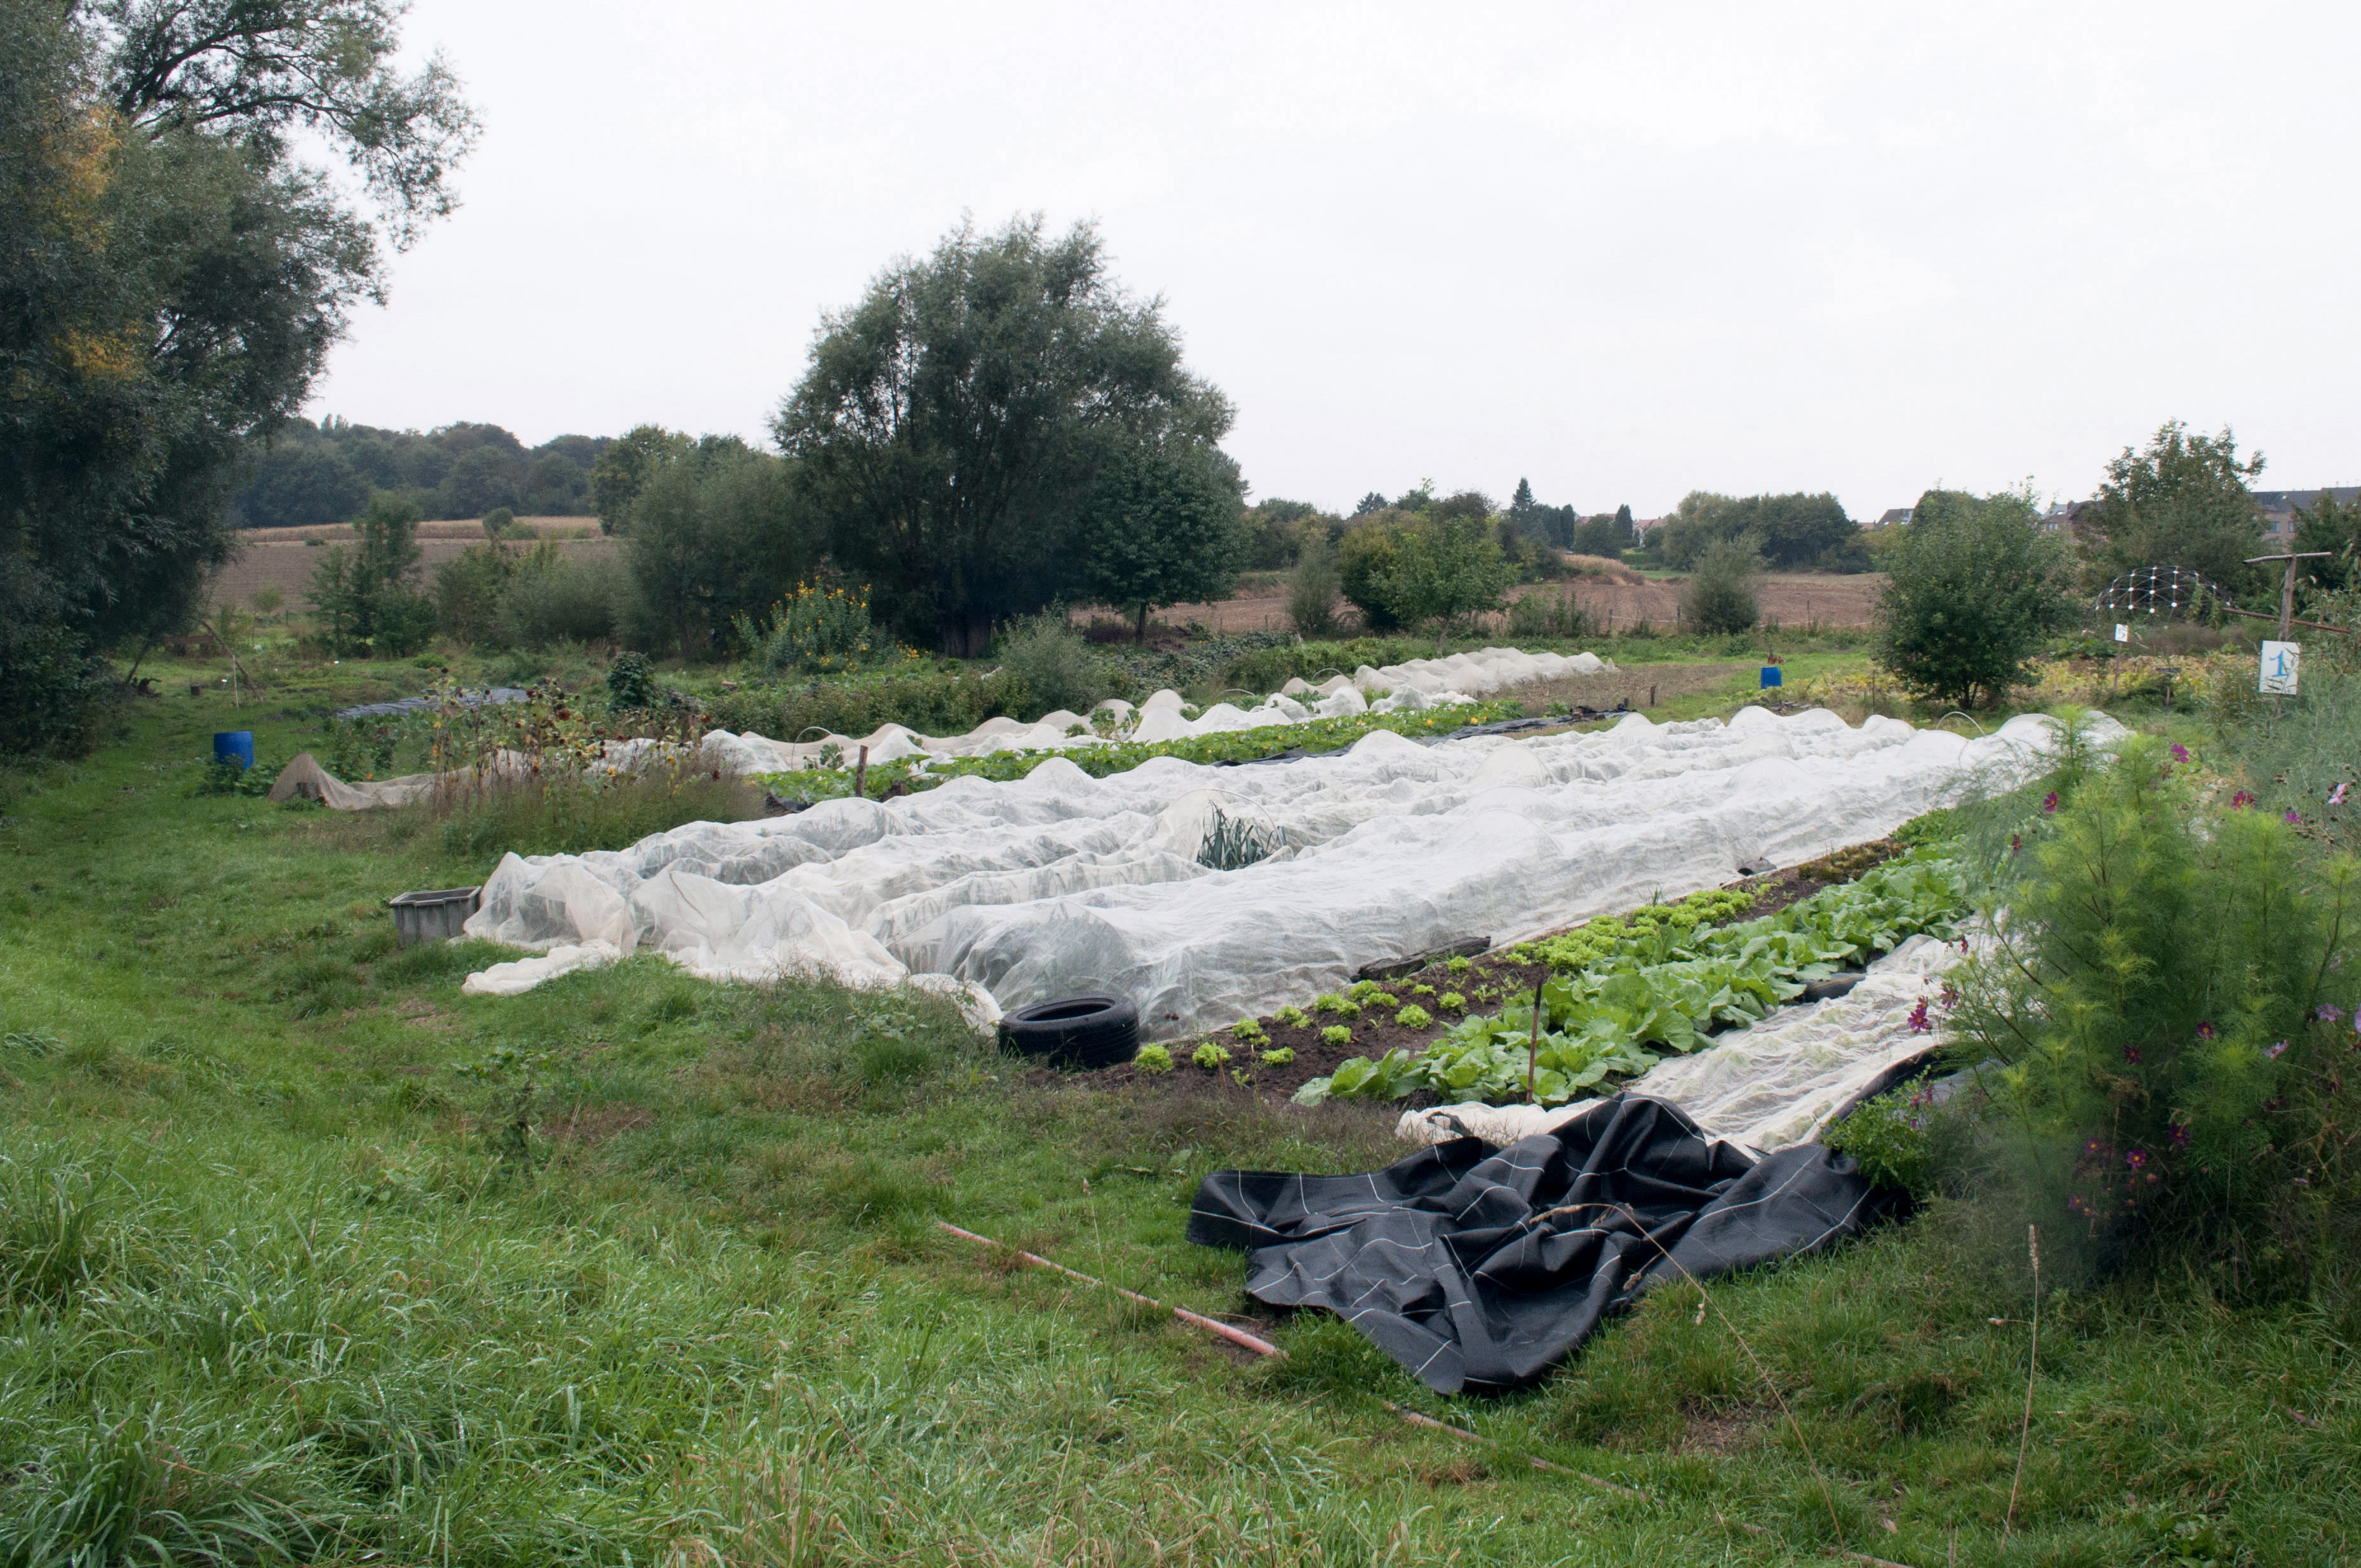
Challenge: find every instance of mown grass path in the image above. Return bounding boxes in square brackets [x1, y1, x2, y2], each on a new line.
[0, 666, 2351, 1565]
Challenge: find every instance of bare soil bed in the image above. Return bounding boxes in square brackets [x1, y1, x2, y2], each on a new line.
[1050, 840, 1903, 1111]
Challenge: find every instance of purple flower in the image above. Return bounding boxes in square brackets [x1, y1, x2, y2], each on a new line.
[2009, 833, 2023, 854]
[2233, 790, 2256, 809]
[2126, 1148, 2148, 1169]
[2197, 1022, 2217, 1040]
[1907, 999, 1932, 1034]
[2286, 810, 2303, 826]
[2267, 1040, 2288, 1059]
[2172, 744, 2190, 763]
[2316, 1004, 2344, 1024]
[2042, 791, 2059, 813]
[2332, 782, 2350, 807]
[2169, 1124, 2191, 1148]
[2123, 1045, 2143, 1065]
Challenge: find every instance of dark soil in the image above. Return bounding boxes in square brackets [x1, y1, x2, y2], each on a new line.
[1036, 839, 1905, 1110]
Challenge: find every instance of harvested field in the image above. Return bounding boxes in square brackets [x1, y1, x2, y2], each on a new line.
[210, 522, 618, 609]
[1120, 571, 1886, 636]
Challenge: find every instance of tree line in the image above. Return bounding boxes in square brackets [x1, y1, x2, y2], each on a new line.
[231, 418, 612, 529]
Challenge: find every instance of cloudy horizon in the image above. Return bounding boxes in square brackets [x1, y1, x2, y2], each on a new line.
[304, 0, 2360, 521]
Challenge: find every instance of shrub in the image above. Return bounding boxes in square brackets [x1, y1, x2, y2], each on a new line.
[498, 548, 625, 648]
[1286, 536, 1344, 636]
[739, 580, 883, 674]
[1874, 487, 2076, 707]
[605, 652, 657, 710]
[1679, 538, 1759, 635]
[1954, 738, 2361, 1298]
[434, 769, 763, 863]
[1506, 587, 1592, 641]
[307, 494, 437, 657]
[481, 506, 516, 539]
[994, 613, 1107, 717]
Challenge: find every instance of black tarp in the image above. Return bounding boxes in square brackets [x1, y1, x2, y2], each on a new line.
[1186, 1096, 1887, 1393]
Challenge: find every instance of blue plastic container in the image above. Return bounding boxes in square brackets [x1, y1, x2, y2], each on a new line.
[212, 730, 255, 770]
[1759, 667, 1783, 689]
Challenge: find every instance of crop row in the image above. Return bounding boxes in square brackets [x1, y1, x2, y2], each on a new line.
[1292, 851, 1969, 1107]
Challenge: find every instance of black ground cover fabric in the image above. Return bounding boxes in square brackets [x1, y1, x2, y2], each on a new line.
[1186, 1095, 1887, 1393]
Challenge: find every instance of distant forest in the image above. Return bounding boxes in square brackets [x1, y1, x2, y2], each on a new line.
[229, 418, 615, 529]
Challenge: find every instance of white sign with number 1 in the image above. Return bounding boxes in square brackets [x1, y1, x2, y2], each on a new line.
[2261, 641, 2301, 695]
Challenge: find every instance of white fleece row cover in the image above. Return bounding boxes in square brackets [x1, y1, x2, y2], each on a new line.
[690, 646, 1614, 774]
[462, 706, 2097, 1036]
[1395, 933, 1970, 1153]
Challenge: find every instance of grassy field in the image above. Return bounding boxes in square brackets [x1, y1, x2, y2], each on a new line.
[1, 656, 2352, 1565]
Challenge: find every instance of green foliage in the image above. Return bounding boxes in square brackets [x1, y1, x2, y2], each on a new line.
[1954, 740, 2361, 1295]
[1075, 440, 1245, 640]
[1299, 854, 1969, 1106]
[1506, 586, 1593, 641]
[0, 0, 472, 751]
[1133, 1042, 1173, 1073]
[306, 496, 438, 656]
[235, 420, 605, 529]
[194, 754, 281, 798]
[1394, 1004, 1433, 1030]
[1285, 535, 1344, 636]
[1822, 1084, 1951, 1198]
[605, 651, 657, 710]
[1320, 1025, 1352, 1046]
[2085, 419, 2268, 597]
[738, 580, 885, 675]
[495, 547, 627, 649]
[1339, 514, 1514, 648]
[1259, 1047, 1294, 1066]
[1191, 1040, 1230, 1070]
[777, 215, 1234, 655]
[623, 439, 814, 658]
[2292, 489, 2361, 594]
[1874, 487, 2077, 706]
[432, 769, 761, 864]
[992, 613, 1107, 717]
[590, 423, 692, 533]
[1655, 492, 1858, 571]
[1680, 538, 1760, 635]
[479, 506, 516, 538]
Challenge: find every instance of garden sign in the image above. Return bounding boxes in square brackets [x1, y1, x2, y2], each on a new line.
[2261, 640, 2301, 696]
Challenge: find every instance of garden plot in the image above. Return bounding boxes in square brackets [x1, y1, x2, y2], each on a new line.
[464, 706, 2100, 1037]
[693, 645, 1615, 771]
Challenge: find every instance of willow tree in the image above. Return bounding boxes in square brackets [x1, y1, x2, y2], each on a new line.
[773, 215, 1234, 655]
[1, 0, 476, 751]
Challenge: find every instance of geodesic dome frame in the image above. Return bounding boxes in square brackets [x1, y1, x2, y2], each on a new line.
[2094, 566, 2233, 621]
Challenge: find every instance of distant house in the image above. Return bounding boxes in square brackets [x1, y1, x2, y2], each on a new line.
[2251, 486, 2360, 541]
[1631, 515, 1668, 535]
[1874, 507, 1912, 528]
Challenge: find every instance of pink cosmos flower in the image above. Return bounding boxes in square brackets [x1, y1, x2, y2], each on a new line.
[2197, 1022, 2216, 1040]
[2267, 1040, 2288, 1059]
[2233, 790, 2256, 809]
[2332, 782, 2350, 807]
[1907, 999, 1932, 1033]
[2286, 810, 2303, 826]
[2172, 744, 2190, 763]
[2123, 1045, 2143, 1064]
[2316, 1004, 2345, 1024]
[2042, 791, 2059, 813]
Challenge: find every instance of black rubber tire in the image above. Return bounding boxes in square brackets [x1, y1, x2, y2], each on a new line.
[998, 995, 1139, 1069]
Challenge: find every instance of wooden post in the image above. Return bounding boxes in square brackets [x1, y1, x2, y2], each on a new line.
[853, 744, 869, 799]
[2245, 551, 2333, 642]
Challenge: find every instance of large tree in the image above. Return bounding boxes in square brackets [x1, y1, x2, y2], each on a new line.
[0, 0, 476, 750]
[775, 216, 1235, 655]
[1875, 487, 2076, 707]
[2083, 420, 2267, 599]
[1074, 440, 1245, 641]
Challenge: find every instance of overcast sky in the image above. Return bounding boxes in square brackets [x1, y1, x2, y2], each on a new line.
[307, 1, 2360, 519]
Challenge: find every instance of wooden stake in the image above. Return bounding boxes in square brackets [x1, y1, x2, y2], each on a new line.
[853, 743, 869, 799]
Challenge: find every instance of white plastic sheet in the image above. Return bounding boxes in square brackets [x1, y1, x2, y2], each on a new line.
[1395, 933, 1971, 1153]
[463, 707, 2109, 1032]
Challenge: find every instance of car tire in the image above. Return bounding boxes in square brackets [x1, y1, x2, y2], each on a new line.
[998, 995, 1139, 1069]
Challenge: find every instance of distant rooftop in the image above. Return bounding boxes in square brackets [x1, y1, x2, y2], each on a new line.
[1875, 507, 1912, 527]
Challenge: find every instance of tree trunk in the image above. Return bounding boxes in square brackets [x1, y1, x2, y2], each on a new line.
[1135, 603, 1149, 644]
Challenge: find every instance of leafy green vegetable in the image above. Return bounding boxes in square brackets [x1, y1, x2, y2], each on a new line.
[1295, 853, 1968, 1108]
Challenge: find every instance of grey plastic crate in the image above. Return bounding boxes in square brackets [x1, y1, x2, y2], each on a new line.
[389, 886, 482, 946]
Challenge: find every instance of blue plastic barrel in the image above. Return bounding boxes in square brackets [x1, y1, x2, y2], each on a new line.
[213, 730, 255, 770]
[1759, 667, 1783, 689]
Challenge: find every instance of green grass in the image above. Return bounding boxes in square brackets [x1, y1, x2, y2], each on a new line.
[0, 662, 2351, 1564]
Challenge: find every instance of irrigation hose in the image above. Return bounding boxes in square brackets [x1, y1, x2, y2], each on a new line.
[932, 1218, 1922, 1568]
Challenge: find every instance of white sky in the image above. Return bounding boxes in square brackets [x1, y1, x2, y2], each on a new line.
[307, 1, 2361, 520]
